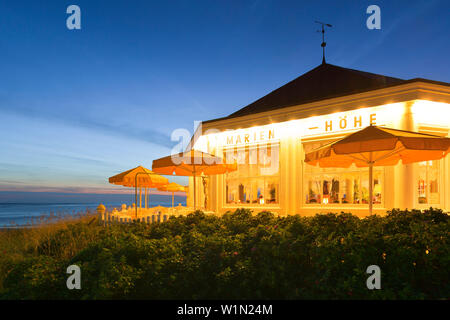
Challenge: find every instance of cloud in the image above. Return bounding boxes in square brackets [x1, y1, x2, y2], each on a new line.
[0, 105, 175, 150]
[81, 118, 174, 149]
[49, 153, 112, 166]
[0, 183, 185, 195]
[0, 180, 26, 184]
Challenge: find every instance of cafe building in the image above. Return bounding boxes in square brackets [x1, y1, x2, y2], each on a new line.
[187, 63, 450, 217]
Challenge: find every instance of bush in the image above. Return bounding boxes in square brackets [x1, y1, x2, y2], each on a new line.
[0, 208, 448, 299]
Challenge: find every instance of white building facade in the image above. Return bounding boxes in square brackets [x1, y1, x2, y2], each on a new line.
[187, 64, 450, 217]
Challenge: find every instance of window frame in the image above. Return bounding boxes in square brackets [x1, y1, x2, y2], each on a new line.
[414, 159, 443, 208]
[301, 139, 386, 209]
[222, 142, 281, 208]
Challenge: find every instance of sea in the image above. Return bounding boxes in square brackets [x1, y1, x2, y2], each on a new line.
[0, 192, 186, 228]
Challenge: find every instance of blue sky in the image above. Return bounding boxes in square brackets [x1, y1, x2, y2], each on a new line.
[0, 0, 449, 197]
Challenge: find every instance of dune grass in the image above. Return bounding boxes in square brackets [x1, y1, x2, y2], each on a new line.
[0, 211, 101, 293]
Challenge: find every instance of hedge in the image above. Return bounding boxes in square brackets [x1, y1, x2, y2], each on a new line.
[0, 208, 448, 299]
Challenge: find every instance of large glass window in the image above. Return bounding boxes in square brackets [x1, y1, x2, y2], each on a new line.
[417, 160, 440, 205]
[304, 165, 383, 205]
[224, 143, 280, 205]
[303, 141, 383, 206]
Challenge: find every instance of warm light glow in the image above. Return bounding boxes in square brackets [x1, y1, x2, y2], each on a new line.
[412, 100, 450, 129]
[195, 101, 449, 158]
[200, 103, 405, 148]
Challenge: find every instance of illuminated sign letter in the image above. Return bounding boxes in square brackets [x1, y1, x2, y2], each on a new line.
[370, 113, 377, 125]
[339, 117, 347, 129]
[325, 120, 333, 132]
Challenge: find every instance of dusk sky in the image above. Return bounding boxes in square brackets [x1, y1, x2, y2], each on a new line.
[0, 0, 449, 198]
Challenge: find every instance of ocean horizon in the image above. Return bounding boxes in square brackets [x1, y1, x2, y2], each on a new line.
[0, 192, 186, 227]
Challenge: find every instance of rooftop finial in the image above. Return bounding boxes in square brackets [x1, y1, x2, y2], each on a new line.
[315, 21, 332, 64]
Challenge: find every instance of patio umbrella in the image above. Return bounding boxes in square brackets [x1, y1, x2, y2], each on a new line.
[157, 182, 187, 208]
[152, 150, 237, 210]
[109, 165, 169, 218]
[304, 125, 450, 214]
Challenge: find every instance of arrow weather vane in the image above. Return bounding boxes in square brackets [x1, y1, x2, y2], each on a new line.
[315, 21, 332, 64]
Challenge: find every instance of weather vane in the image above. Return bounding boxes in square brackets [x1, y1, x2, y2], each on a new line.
[315, 21, 332, 64]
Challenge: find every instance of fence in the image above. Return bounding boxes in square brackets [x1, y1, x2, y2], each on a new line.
[101, 211, 170, 226]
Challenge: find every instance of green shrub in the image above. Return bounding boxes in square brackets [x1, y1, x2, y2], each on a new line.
[0, 208, 448, 299]
[2, 256, 66, 299]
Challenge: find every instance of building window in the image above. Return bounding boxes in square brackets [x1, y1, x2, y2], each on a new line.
[304, 165, 383, 205]
[224, 143, 280, 205]
[303, 141, 383, 206]
[417, 160, 440, 205]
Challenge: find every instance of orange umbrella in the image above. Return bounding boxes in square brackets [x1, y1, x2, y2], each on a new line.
[109, 165, 169, 217]
[305, 126, 450, 214]
[152, 150, 236, 210]
[157, 182, 187, 208]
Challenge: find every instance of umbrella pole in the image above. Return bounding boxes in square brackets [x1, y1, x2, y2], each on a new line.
[193, 165, 196, 211]
[135, 172, 144, 219]
[135, 175, 138, 219]
[369, 154, 373, 215]
[145, 188, 147, 209]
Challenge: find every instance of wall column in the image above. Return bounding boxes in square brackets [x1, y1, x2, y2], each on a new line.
[297, 138, 304, 215]
[396, 101, 415, 210]
[287, 136, 298, 215]
[279, 139, 289, 216]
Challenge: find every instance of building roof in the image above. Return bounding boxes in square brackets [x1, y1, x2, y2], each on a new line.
[227, 63, 405, 119]
[200, 62, 449, 130]
[190, 63, 450, 150]
[204, 63, 449, 124]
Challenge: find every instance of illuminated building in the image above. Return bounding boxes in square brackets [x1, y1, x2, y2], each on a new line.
[188, 63, 450, 216]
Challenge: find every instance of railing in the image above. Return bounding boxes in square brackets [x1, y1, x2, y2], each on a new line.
[99, 205, 198, 226]
[101, 211, 171, 226]
[97, 203, 216, 226]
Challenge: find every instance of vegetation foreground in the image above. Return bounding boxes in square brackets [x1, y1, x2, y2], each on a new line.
[0, 208, 448, 300]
